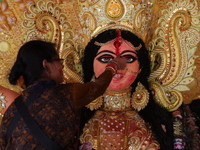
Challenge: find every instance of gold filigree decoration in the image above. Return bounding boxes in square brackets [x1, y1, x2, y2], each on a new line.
[61, 49, 83, 83]
[103, 88, 131, 111]
[105, 0, 124, 21]
[86, 88, 132, 111]
[0, 1, 17, 31]
[151, 82, 183, 111]
[148, 0, 200, 109]
[86, 97, 103, 111]
[131, 82, 149, 111]
[151, 8, 192, 86]
[22, 0, 83, 83]
[78, 0, 154, 41]
[22, 0, 65, 51]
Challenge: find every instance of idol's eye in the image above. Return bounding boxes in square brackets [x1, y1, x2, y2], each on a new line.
[123, 54, 138, 63]
[96, 54, 114, 63]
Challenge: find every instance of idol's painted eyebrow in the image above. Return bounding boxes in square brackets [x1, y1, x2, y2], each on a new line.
[96, 50, 116, 56]
[120, 50, 138, 56]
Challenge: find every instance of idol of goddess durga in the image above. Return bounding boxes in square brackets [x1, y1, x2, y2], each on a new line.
[79, 29, 173, 150]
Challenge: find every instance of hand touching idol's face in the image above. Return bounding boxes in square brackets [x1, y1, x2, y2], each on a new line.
[94, 39, 140, 91]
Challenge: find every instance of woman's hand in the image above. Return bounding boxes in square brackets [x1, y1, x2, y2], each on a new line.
[109, 56, 127, 70]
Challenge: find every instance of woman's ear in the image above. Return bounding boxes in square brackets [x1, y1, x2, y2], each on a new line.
[42, 59, 51, 74]
[42, 59, 48, 70]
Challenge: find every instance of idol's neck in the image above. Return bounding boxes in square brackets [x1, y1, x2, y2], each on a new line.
[102, 87, 132, 111]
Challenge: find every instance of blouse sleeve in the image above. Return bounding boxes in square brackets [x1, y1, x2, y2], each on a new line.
[69, 69, 113, 110]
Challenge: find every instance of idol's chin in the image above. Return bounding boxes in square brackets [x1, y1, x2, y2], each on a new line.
[107, 85, 127, 91]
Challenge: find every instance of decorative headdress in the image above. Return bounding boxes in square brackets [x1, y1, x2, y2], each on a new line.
[78, 0, 153, 42]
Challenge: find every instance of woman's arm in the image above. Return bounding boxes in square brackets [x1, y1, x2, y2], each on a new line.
[69, 69, 113, 110]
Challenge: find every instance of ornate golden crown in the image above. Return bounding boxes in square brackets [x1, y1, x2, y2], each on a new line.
[0, 0, 200, 112]
[78, 0, 153, 41]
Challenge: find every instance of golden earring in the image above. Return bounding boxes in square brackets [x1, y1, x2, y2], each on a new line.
[86, 96, 103, 111]
[131, 82, 149, 111]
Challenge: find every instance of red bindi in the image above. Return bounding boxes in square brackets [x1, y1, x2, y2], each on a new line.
[114, 30, 122, 56]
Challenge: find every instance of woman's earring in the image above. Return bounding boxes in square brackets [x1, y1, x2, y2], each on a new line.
[131, 82, 149, 111]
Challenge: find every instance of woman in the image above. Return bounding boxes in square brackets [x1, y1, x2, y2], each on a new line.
[80, 29, 174, 150]
[0, 40, 126, 149]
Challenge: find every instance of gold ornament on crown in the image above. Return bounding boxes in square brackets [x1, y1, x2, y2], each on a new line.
[78, 0, 153, 41]
[0, 0, 200, 113]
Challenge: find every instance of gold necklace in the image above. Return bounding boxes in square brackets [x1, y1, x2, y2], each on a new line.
[102, 87, 132, 111]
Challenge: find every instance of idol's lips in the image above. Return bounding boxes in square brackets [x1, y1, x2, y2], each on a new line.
[113, 73, 124, 80]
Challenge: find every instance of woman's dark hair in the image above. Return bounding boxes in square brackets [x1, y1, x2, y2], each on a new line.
[81, 29, 174, 150]
[9, 40, 58, 87]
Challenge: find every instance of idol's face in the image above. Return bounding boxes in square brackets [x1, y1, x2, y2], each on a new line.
[94, 39, 140, 91]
